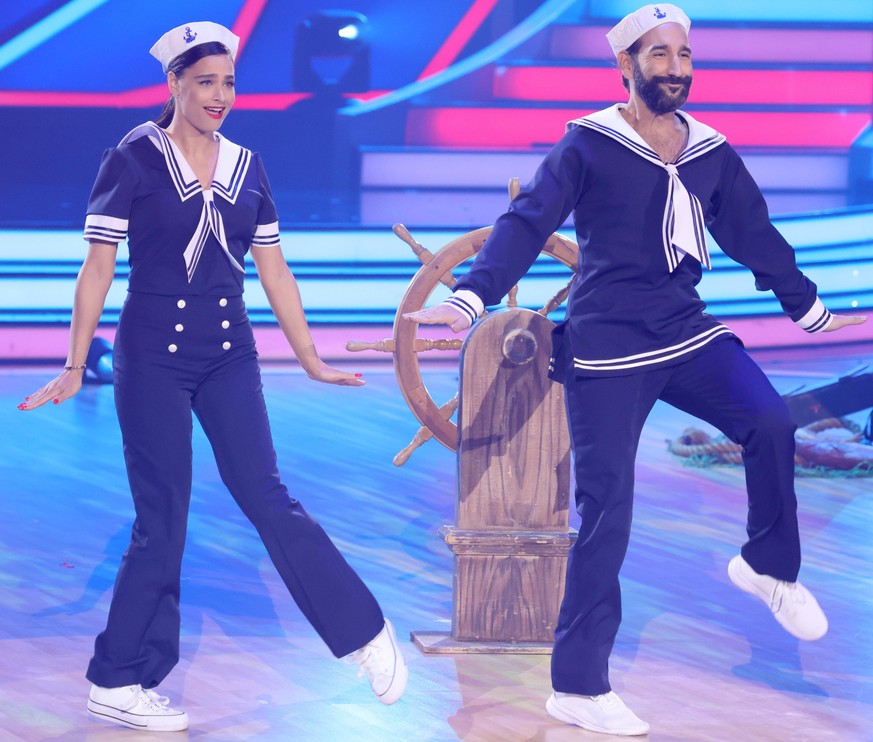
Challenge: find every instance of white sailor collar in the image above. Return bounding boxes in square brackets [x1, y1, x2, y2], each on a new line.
[119, 122, 253, 204]
[567, 104, 725, 166]
[568, 105, 726, 273]
[119, 122, 251, 281]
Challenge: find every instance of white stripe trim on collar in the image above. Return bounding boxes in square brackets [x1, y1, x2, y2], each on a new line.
[567, 105, 725, 164]
[119, 122, 252, 205]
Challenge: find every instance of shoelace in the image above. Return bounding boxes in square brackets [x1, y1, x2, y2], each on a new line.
[354, 643, 392, 681]
[771, 581, 806, 614]
[593, 692, 620, 707]
[141, 688, 172, 711]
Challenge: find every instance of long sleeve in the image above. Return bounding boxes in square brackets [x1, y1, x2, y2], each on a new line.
[706, 146, 832, 332]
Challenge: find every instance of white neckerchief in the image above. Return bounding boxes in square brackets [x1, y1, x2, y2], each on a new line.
[567, 104, 725, 273]
[120, 122, 253, 282]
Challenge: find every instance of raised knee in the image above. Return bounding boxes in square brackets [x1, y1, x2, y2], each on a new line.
[746, 406, 796, 445]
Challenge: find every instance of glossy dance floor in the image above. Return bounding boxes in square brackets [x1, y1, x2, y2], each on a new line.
[2, 346, 872, 741]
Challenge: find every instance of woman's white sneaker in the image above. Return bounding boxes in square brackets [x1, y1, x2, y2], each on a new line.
[87, 684, 189, 732]
[345, 618, 408, 705]
[546, 691, 650, 736]
[728, 555, 828, 641]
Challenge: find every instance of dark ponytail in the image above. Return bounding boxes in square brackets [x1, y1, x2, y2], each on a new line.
[155, 98, 176, 128]
[154, 41, 231, 128]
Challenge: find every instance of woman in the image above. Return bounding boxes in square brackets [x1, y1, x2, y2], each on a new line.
[18, 21, 406, 733]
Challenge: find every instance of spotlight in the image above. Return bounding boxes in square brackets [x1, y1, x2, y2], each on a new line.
[293, 10, 370, 92]
[85, 336, 113, 384]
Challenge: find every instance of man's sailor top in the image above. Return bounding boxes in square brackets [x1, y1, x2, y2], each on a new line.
[83, 122, 280, 297]
[450, 104, 833, 379]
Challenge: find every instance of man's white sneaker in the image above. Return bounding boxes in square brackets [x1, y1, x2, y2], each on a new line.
[546, 691, 649, 736]
[87, 684, 189, 732]
[345, 618, 408, 705]
[728, 555, 828, 641]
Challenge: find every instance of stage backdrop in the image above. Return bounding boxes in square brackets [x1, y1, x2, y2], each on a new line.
[1, 0, 872, 227]
[1, 1, 871, 360]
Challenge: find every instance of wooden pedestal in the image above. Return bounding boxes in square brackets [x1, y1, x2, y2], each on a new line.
[414, 308, 577, 654]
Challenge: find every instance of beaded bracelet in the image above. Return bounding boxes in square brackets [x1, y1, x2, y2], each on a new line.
[64, 364, 87, 371]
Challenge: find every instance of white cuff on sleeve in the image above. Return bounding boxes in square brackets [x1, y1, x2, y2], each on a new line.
[442, 289, 484, 329]
[83, 214, 128, 244]
[795, 297, 833, 334]
[251, 221, 280, 247]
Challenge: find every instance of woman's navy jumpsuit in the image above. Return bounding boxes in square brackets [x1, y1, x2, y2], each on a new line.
[82, 123, 384, 690]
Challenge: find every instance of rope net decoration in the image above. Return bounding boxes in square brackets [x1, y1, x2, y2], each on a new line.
[667, 417, 873, 477]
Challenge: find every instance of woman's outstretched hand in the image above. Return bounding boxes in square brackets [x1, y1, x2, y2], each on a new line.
[18, 369, 85, 411]
[306, 360, 366, 386]
[403, 304, 470, 333]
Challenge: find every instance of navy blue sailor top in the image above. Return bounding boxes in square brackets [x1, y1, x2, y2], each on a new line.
[83, 122, 281, 296]
[450, 105, 833, 379]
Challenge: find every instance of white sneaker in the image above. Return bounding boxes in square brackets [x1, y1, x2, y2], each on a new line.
[87, 684, 189, 732]
[728, 555, 828, 641]
[546, 691, 650, 736]
[345, 619, 408, 705]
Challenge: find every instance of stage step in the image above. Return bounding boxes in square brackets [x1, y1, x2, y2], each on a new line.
[491, 64, 873, 107]
[360, 148, 852, 226]
[403, 105, 869, 150]
[363, 21, 871, 228]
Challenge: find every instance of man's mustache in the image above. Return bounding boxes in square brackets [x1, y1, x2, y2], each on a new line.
[651, 75, 693, 87]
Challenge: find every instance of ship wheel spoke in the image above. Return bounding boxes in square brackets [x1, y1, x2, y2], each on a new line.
[393, 393, 460, 467]
[346, 338, 464, 353]
[539, 280, 574, 317]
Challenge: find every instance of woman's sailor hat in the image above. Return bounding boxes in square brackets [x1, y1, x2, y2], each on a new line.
[149, 21, 240, 72]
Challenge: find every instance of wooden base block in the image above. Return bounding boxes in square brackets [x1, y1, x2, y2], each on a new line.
[410, 631, 555, 655]
[439, 528, 577, 642]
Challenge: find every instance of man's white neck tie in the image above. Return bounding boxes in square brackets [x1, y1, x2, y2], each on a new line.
[664, 163, 710, 272]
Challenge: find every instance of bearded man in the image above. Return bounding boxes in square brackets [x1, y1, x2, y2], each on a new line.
[406, 4, 866, 736]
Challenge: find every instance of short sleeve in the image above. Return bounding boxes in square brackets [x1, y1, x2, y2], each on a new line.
[250, 153, 280, 247]
[83, 147, 137, 244]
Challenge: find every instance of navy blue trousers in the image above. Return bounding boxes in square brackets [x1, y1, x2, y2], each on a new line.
[551, 338, 800, 695]
[86, 292, 384, 689]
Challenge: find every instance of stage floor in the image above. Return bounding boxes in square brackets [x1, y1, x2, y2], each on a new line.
[2, 345, 872, 741]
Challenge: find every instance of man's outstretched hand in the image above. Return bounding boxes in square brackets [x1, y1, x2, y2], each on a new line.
[825, 314, 868, 332]
[403, 305, 471, 333]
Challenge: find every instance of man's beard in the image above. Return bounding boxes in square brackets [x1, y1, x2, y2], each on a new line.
[632, 63, 692, 115]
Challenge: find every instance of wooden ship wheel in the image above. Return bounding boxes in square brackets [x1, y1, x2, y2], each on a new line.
[347, 179, 581, 652]
[347, 179, 579, 465]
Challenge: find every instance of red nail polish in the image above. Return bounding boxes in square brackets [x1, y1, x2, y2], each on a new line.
[52, 399, 59, 405]
[355, 373, 363, 378]
[17, 403, 26, 410]
[24, 396, 30, 400]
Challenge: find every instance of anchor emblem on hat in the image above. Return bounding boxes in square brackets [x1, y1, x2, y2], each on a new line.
[653, 7, 667, 18]
[183, 26, 197, 44]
